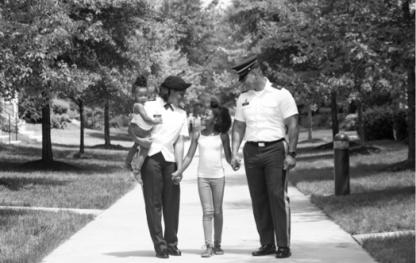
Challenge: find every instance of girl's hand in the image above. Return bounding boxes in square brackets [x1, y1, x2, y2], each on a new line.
[171, 170, 182, 185]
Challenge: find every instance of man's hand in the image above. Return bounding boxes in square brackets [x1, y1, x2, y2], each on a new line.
[283, 155, 296, 170]
[230, 156, 241, 171]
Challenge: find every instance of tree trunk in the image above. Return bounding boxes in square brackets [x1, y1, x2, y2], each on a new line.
[79, 100, 85, 154]
[104, 98, 111, 146]
[307, 104, 313, 140]
[407, 64, 415, 166]
[357, 100, 366, 146]
[330, 90, 339, 139]
[41, 98, 53, 162]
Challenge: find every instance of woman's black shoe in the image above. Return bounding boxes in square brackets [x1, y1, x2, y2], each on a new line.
[252, 244, 276, 256]
[275, 247, 291, 258]
[167, 246, 182, 256]
[155, 250, 169, 259]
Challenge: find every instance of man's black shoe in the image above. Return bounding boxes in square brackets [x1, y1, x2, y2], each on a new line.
[167, 246, 182, 256]
[275, 247, 291, 258]
[155, 250, 169, 259]
[252, 244, 276, 256]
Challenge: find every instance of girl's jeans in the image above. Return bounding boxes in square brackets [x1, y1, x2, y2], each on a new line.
[198, 177, 225, 246]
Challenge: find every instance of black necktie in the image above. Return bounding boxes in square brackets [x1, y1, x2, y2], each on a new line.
[164, 103, 174, 111]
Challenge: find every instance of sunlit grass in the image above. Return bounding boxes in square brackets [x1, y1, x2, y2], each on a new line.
[362, 233, 415, 263]
[291, 140, 415, 234]
[0, 144, 135, 209]
[0, 209, 93, 263]
[0, 126, 137, 263]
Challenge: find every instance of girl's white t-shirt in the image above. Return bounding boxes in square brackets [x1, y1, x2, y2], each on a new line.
[197, 134, 225, 178]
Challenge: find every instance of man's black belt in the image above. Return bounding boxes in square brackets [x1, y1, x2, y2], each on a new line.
[246, 138, 285, 147]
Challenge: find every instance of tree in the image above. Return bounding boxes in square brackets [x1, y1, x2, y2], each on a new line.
[57, 64, 99, 154]
[225, 0, 414, 155]
[1, 0, 78, 163]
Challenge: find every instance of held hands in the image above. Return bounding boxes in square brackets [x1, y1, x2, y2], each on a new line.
[283, 155, 296, 171]
[230, 155, 241, 171]
[171, 170, 183, 185]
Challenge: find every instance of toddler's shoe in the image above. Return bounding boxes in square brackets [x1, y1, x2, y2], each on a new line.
[124, 162, 133, 171]
[132, 171, 143, 184]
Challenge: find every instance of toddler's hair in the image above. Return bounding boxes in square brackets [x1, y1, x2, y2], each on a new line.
[134, 75, 147, 87]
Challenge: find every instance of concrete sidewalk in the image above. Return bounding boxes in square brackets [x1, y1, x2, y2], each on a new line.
[42, 162, 376, 263]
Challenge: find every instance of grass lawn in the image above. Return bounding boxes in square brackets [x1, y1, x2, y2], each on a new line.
[0, 144, 135, 209]
[0, 124, 137, 262]
[291, 139, 415, 263]
[362, 233, 415, 263]
[0, 209, 93, 263]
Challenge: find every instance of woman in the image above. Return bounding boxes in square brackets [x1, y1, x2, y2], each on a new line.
[172, 103, 232, 257]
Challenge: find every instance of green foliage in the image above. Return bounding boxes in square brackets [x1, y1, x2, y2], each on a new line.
[51, 113, 71, 129]
[109, 114, 130, 128]
[358, 107, 408, 141]
[52, 99, 70, 115]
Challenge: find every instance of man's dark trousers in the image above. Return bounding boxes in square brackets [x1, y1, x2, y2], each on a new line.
[141, 152, 180, 253]
[243, 141, 291, 247]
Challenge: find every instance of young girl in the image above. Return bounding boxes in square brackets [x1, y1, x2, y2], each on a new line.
[172, 103, 232, 257]
[125, 84, 161, 183]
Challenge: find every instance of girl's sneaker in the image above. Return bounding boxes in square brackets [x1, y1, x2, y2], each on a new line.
[201, 244, 213, 258]
[213, 244, 224, 255]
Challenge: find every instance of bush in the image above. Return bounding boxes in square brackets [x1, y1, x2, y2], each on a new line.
[52, 99, 70, 115]
[340, 114, 358, 131]
[393, 110, 408, 141]
[357, 107, 408, 141]
[51, 114, 71, 129]
[0, 115, 19, 133]
[299, 112, 332, 129]
[20, 98, 71, 124]
[109, 115, 130, 128]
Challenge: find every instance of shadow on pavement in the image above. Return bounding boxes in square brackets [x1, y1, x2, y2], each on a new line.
[105, 250, 155, 258]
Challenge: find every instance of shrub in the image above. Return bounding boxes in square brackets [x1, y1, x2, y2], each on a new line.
[51, 114, 71, 129]
[357, 107, 408, 141]
[0, 115, 19, 133]
[109, 115, 130, 128]
[52, 99, 70, 115]
[340, 113, 358, 131]
[393, 110, 408, 141]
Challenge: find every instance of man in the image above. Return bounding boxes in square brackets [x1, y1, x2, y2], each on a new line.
[230, 55, 299, 258]
[140, 75, 190, 259]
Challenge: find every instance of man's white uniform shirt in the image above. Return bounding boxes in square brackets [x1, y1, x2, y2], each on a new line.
[144, 96, 188, 162]
[234, 78, 298, 142]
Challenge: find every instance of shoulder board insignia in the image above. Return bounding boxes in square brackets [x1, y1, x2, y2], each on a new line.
[272, 83, 282, 90]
